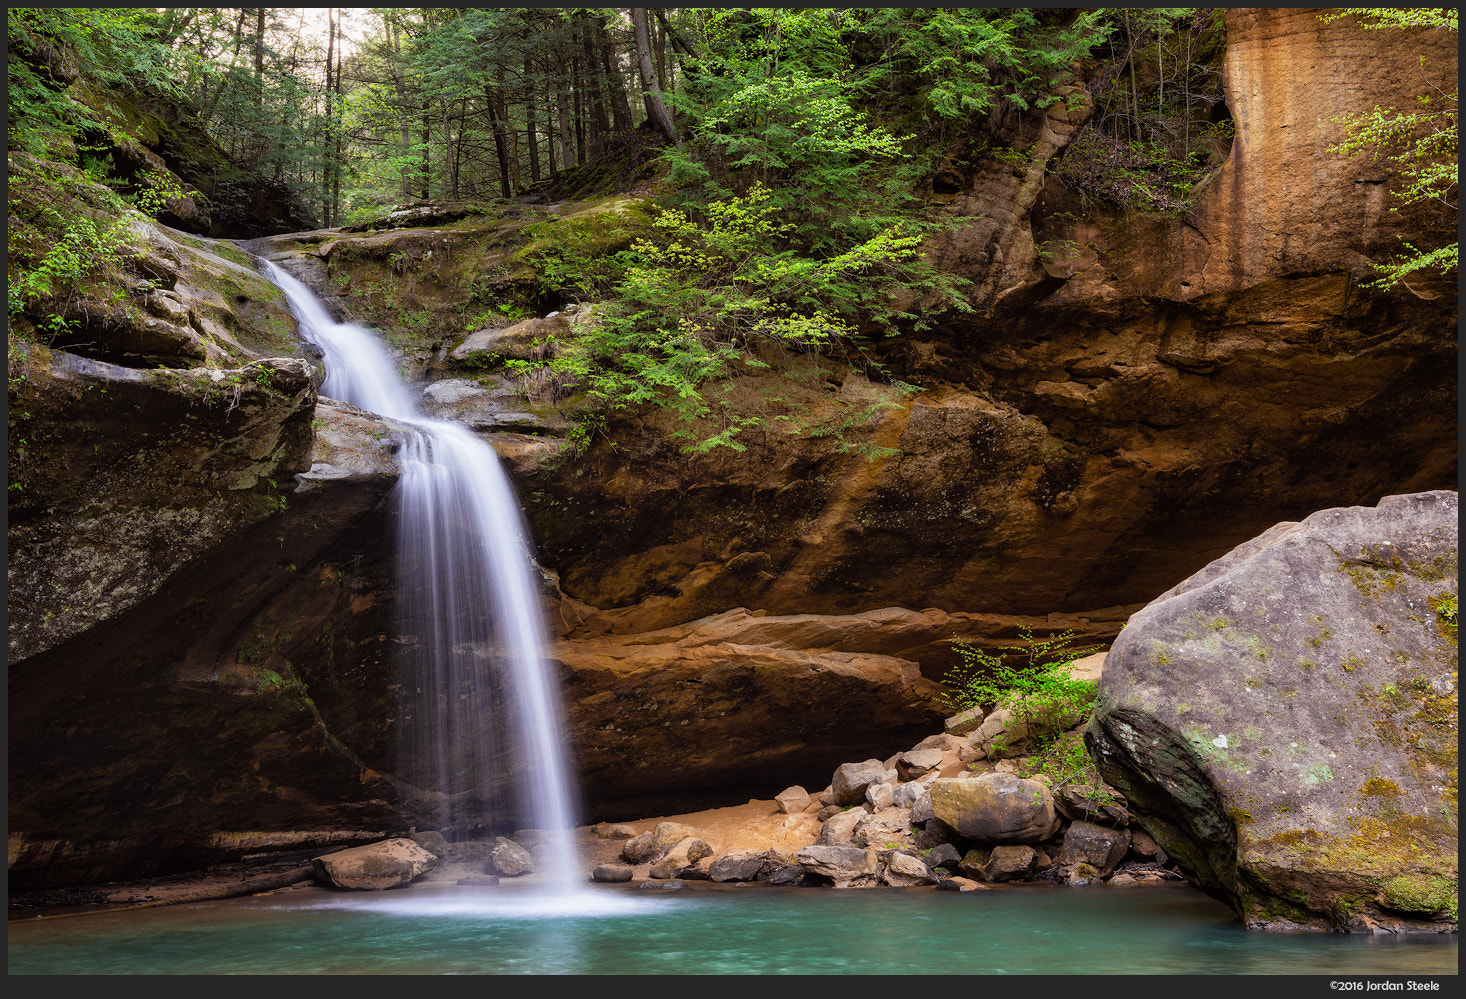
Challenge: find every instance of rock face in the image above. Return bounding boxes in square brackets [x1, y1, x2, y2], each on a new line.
[1087, 491, 1458, 932]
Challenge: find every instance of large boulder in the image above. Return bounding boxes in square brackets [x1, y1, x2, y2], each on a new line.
[1087, 492, 1458, 932]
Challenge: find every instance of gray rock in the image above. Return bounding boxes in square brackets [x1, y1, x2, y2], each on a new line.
[816, 807, 867, 846]
[648, 837, 712, 879]
[943, 708, 986, 737]
[761, 862, 807, 885]
[865, 782, 897, 810]
[409, 830, 450, 859]
[312, 838, 439, 891]
[621, 832, 658, 865]
[591, 864, 634, 883]
[930, 774, 1062, 843]
[486, 836, 535, 877]
[831, 760, 887, 806]
[896, 748, 945, 782]
[853, 807, 914, 849]
[922, 843, 963, 872]
[795, 845, 879, 886]
[1087, 491, 1460, 933]
[708, 850, 768, 883]
[883, 851, 939, 886]
[639, 879, 684, 891]
[1058, 821, 1131, 874]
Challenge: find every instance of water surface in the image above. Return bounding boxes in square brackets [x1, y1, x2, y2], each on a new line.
[9, 882, 1457, 975]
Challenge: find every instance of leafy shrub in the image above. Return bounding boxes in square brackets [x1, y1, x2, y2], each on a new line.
[942, 627, 1103, 747]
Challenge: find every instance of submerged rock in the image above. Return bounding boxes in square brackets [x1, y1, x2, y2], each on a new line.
[1088, 491, 1459, 932]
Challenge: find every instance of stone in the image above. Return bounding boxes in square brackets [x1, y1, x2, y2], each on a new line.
[956, 848, 991, 880]
[409, 830, 450, 858]
[854, 807, 914, 850]
[311, 838, 439, 891]
[930, 774, 1062, 843]
[831, 760, 887, 806]
[708, 850, 768, 883]
[486, 837, 535, 877]
[652, 822, 700, 851]
[591, 823, 637, 839]
[621, 832, 658, 865]
[762, 862, 808, 886]
[795, 846, 880, 886]
[1058, 822, 1131, 875]
[1064, 863, 1101, 886]
[922, 843, 963, 873]
[943, 708, 985, 738]
[883, 851, 939, 886]
[591, 864, 634, 883]
[865, 782, 896, 811]
[648, 837, 712, 879]
[639, 879, 684, 891]
[774, 785, 810, 814]
[935, 877, 989, 892]
[896, 748, 945, 782]
[983, 845, 1039, 883]
[816, 808, 867, 847]
[1087, 491, 1459, 933]
[1129, 829, 1167, 864]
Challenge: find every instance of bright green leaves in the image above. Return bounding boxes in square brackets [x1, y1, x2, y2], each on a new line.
[1322, 9, 1458, 288]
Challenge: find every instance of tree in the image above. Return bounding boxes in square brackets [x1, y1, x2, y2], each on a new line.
[1322, 8, 1458, 288]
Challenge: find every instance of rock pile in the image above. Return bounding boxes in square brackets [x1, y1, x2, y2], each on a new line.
[593, 682, 1182, 890]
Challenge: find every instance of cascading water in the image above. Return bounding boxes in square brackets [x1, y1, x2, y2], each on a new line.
[259, 258, 582, 896]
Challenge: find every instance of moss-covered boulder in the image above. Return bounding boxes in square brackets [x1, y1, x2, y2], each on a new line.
[1087, 491, 1458, 932]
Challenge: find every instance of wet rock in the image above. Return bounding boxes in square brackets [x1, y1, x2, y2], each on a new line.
[591, 864, 634, 883]
[935, 877, 989, 892]
[312, 838, 439, 891]
[486, 837, 535, 877]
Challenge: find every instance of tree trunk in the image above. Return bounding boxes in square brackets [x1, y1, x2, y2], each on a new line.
[630, 8, 679, 146]
[600, 15, 633, 136]
[525, 54, 541, 183]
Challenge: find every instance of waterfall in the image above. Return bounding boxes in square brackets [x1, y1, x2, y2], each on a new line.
[259, 259, 582, 895]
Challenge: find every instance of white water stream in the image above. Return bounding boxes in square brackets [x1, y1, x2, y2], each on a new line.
[260, 259, 582, 898]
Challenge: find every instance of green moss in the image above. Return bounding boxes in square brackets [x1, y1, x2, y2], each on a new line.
[1361, 777, 1403, 797]
[1379, 873, 1458, 917]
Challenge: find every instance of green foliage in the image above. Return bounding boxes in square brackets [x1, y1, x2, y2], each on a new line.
[942, 627, 1103, 746]
[545, 182, 940, 451]
[1321, 9, 1458, 288]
